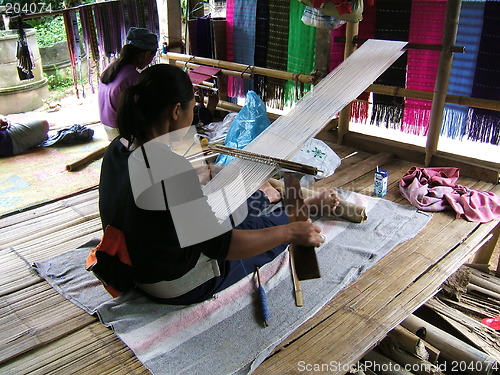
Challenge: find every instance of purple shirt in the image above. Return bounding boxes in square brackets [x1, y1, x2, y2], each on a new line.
[0, 129, 13, 157]
[98, 64, 140, 128]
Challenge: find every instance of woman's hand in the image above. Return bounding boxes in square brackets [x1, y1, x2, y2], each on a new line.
[304, 189, 340, 216]
[288, 219, 324, 247]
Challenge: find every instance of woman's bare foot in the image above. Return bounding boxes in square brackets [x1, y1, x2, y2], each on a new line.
[259, 181, 282, 203]
[304, 189, 340, 216]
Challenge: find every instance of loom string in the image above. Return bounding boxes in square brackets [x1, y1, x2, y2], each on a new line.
[204, 40, 407, 221]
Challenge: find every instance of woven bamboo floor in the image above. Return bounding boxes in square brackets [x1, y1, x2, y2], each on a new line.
[0, 139, 499, 375]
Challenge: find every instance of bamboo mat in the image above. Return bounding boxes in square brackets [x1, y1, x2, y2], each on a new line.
[0, 124, 108, 217]
[0, 142, 499, 375]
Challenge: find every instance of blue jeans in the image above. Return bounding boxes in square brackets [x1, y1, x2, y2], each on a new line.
[151, 191, 289, 305]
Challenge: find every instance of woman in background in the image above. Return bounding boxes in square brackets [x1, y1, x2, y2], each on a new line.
[98, 27, 158, 141]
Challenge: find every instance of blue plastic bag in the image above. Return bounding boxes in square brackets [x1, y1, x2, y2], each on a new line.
[216, 91, 270, 166]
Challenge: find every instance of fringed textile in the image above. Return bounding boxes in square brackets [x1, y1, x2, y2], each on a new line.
[284, 1, 316, 107]
[350, 1, 376, 123]
[402, 0, 447, 136]
[94, 1, 125, 71]
[195, 16, 214, 58]
[370, 0, 411, 129]
[227, 0, 257, 98]
[80, 6, 99, 94]
[442, 1, 484, 140]
[265, 0, 290, 109]
[254, 0, 269, 99]
[63, 10, 83, 98]
[225, 0, 236, 98]
[329, 23, 346, 72]
[16, 24, 34, 81]
[464, 2, 500, 145]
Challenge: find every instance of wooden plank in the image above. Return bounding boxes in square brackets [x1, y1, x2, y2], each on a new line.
[0, 189, 99, 231]
[0, 282, 95, 364]
[0, 248, 41, 296]
[343, 132, 500, 183]
[0, 322, 148, 375]
[253, 208, 499, 374]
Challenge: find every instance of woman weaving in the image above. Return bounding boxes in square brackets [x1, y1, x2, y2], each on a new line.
[98, 64, 340, 305]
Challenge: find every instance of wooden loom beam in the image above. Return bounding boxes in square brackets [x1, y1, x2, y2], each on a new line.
[425, 0, 462, 166]
[164, 52, 315, 84]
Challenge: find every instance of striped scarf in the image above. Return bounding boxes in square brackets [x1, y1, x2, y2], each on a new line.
[402, 0, 447, 136]
[463, 1, 500, 145]
[265, 0, 289, 109]
[254, 0, 269, 99]
[284, 1, 316, 106]
[370, 0, 411, 129]
[229, 0, 257, 97]
[442, 1, 484, 140]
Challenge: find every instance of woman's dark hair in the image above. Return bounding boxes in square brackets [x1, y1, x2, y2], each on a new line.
[100, 44, 148, 84]
[117, 64, 194, 143]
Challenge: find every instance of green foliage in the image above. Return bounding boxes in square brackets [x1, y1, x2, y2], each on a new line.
[27, 15, 66, 47]
[45, 67, 73, 90]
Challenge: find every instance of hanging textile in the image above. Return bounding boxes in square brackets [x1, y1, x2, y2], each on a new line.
[254, 0, 269, 99]
[195, 16, 214, 58]
[80, 6, 99, 94]
[225, 0, 236, 98]
[63, 9, 84, 98]
[463, 1, 500, 145]
[441, 1, 484, 140]
[94, 1, 126, 71]
[227, 0, 257, 98]
[265, 0, 290, 109]
[123, 0, 140, 30]
[350, 1, 376, 123]
[370, 0, 411, 129]
[284, 1, 316, 106]
[402, 0, 447, 136]
[16, 23, 34, 81]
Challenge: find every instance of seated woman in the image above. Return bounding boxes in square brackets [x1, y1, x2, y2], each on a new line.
[98, 27, 158, 141]
[99, 64, 338, 305]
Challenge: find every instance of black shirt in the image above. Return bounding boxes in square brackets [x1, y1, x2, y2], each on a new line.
[99, 138, 232, 284]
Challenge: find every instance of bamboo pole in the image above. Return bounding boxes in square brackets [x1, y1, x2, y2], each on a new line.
[337, 21, 359, 145]
[425, 0, 462, 166]
[402, 314, 498, 375]
[66, 146, 107, 171]
[164, 52, 314, 84]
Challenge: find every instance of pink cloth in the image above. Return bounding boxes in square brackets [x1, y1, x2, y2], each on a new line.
[399, 166, 500, 223]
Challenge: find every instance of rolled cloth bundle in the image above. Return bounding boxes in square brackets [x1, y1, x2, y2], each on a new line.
[268, 178, 367, 223]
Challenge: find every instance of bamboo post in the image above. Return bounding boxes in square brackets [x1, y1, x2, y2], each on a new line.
[166, 0, 183, 56]
[424, 0, 462, 166]
[66, 146, 107, 171]
[337, 21, 359, 145]
[402, 314, 498, 375]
